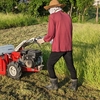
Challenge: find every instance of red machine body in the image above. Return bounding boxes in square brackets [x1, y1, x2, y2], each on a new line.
[0, 51, 20, 75]
[0, 37, 44, 79]
[0, 52, 41, 75]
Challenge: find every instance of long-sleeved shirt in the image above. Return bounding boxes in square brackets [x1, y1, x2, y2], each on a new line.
[44, 11, 73, 52]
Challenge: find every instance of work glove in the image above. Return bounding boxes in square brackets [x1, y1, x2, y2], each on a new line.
[37, 38, 45, 44]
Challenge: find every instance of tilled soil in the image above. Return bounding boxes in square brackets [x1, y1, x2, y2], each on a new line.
[0, 71, 100, 100]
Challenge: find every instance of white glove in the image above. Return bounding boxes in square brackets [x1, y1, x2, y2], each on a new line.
[50, 39, 53, 44]
[37, 38, 45, 44]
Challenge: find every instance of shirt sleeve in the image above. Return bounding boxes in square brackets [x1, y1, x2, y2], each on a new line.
[44, 15, 55, 42]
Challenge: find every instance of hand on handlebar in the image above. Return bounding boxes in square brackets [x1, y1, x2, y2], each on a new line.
[37, 38, 45, 44]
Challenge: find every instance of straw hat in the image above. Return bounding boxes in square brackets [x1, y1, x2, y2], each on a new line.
[44, 0, 66, 10]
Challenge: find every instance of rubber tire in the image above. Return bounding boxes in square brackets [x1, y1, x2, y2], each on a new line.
[7, 61, 22, 79]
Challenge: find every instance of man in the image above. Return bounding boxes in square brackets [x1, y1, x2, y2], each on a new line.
[37, 0, 78, 91]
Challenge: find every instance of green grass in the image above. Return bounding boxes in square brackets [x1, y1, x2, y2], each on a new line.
[73, 23, 100, 89]
[41, 23, 100, 89]
[0, 13, 38, 29]
[0, 13, 49, 30]
[0, 23, 100, 99]
[0, 13, 100, 90]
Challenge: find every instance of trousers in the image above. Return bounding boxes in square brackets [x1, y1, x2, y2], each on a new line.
[47, 51, 77, 79]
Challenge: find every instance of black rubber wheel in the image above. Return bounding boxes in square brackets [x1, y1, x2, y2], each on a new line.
[7, 61, 22, 79]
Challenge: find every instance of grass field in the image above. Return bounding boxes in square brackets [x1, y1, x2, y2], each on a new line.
[0, 23, 100, 99]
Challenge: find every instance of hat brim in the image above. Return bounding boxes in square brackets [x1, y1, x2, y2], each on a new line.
[44, 4, 66, 10]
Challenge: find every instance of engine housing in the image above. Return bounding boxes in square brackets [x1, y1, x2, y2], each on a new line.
[21, 49, 43, 68]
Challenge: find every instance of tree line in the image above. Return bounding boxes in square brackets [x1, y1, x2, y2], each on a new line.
[0, 0, 99, 23]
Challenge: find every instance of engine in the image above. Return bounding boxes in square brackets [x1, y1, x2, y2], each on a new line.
[20, 49, 43, 68]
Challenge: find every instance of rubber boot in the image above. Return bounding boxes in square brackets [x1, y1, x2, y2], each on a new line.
[69, 79, 78, 91]
[45, 78, 58, 90]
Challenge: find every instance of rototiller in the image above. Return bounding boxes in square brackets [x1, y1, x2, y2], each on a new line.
[0, 37, 44, 79]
